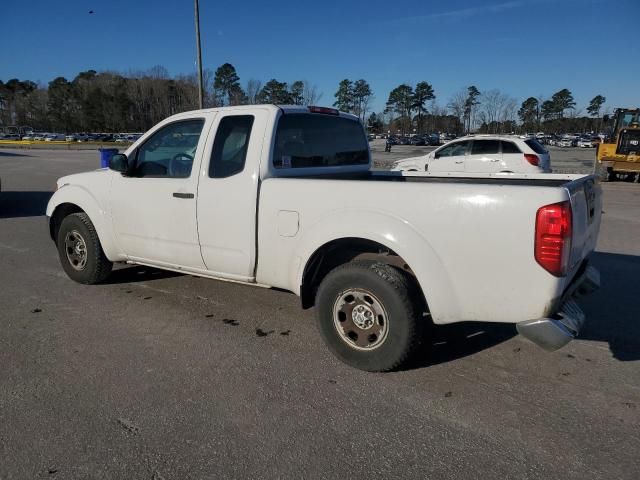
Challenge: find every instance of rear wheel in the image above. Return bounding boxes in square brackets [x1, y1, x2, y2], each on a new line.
[316, 261, 424, 372]
[56, 213, 112, 284]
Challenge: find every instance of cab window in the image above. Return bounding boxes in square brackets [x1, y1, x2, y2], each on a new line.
[209, 115, 254, 178]
[133, 119, 204, 178]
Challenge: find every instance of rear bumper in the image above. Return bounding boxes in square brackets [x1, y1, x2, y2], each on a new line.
[516, 266, 600, 351]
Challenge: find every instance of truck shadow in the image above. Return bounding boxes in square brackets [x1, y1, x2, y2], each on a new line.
[0, 151, 32, 158]
[105, 265, 183, 284]
[407, 322, 517, 370]
[578, 251, 640, 361]
[0, 191, 53, 219]
[407, 251, 639, 370]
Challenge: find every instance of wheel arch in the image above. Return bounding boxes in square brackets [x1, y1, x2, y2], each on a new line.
[300, 237, 415, 307]
[297, 230, 458, 324]
[47, 186, 122, 261]
[49, 202, 85, 241]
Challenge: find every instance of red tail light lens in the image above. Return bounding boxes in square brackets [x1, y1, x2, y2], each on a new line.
[535, 201, 572, 276]
[308, 106, 339, 115]
[524, 153, 539, 166]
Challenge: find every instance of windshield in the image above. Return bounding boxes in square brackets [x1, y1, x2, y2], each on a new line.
[273, 114, 369, 169]
[618, 111, 640, 128]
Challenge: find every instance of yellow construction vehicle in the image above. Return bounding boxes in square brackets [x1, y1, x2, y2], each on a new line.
[596, 108, 640, 180]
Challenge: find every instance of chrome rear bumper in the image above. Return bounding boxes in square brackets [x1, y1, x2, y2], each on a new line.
[517, 266, 600, 351]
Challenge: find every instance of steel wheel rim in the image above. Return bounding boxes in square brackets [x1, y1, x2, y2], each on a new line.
[332, 288, 389, 351]
[64, 230, 88, 271]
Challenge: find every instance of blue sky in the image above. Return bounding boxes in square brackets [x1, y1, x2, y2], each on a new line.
[3, 0, 638, 113]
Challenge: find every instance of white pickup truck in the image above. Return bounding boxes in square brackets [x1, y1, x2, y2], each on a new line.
[46, 105, 602, 371]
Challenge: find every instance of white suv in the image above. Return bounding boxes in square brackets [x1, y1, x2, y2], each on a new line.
[391, 135, 551, 174]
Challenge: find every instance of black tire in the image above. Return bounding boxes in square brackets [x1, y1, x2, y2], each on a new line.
[56, 212, 112, 284]
[595, 163, 609, 182]
[316, 261, 424, 372]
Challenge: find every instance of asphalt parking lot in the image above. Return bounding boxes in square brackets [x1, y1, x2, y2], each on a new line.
[1, 148, 638, 479]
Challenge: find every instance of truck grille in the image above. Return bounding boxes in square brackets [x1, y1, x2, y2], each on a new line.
[617, 129, 640, 156]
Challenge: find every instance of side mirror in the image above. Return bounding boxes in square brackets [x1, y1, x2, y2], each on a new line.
[109, 153, 129, 173]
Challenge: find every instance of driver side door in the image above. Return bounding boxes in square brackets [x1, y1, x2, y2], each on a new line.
[110, 115, 213, 269]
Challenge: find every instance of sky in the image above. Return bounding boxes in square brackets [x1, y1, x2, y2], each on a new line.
[2, 0, 639, 114]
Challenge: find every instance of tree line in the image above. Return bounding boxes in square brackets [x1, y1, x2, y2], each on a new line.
[0, 63, 322, 133]
[334, 81, 607, 136]
[0, 63, 609, 135]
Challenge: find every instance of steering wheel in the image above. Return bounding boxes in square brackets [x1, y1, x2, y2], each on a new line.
[169, 153, 193, 177]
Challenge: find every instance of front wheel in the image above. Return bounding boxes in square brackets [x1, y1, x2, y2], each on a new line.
[316, 261, 424, 372]
[56, 213, 112, 284]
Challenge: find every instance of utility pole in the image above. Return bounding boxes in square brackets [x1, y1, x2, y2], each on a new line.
[194, 0, 204, 109]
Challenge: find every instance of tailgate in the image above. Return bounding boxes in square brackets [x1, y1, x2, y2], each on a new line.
[566, 175, 602, 272]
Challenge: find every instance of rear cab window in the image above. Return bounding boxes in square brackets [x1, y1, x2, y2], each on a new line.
[273, 114, 369, 169]
[525, 138, 548, 154]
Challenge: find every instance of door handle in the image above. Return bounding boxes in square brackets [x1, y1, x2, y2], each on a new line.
[454, 161, 463, 164]
[173, 192, 194, 199]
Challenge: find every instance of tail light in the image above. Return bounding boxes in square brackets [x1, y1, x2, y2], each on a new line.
[308, 106, 339, 115]
[535, 201, 572, 276]
[524, 153, 539, 166]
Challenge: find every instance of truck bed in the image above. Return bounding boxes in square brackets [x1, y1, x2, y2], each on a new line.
[257, 170, 600, 325]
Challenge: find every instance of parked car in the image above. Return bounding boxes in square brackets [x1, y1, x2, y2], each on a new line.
[409, 136, 426, 146]
[33, 133, 48, 141]
[439, 133, 456, 144]
[22, 134, 35, 140]
[550, 135, 564, 146]
[558, 138, 576, 148]
[2, 134, 21, 140]
[397, 136, 410, 145]
[46, 105, 601, 372]
[577, 138, 594, 148]
[425, 133, 440, 146]
[391, 135, 551, 174]
[45, 134, 65, 141]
